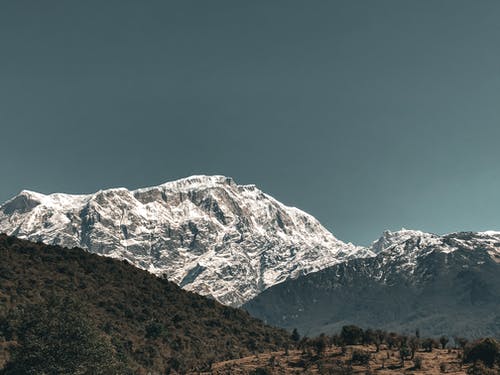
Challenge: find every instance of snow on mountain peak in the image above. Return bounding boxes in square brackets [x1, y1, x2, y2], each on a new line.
[370, 228, 436, 254]
[367, 228, 500, 278]
[0, 175, 374, 306]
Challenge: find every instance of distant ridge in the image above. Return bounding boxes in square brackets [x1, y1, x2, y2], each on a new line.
[244, 229, 500, 338]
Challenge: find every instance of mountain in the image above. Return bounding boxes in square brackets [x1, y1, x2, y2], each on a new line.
[244, 229, 500, 339]
[0, 234, 290, 373]
[0, 175, 373, 306]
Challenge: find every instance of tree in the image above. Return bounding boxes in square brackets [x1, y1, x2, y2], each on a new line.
[374, 330, 386, 352]
[413, 356, 423, 370]
[298, 337, 310, 354]
[440, 336, 449, 349]
[363, 329, 376, 346]
[341, 325, 364, 345]
[399, 343, 411, 367]
[408, 336, 420, 359]
[455, 337, 469, 351]
[330, 333, 342, 347]
[145, 320, 165, 339]
[1, 297, 127, 375]
[351, 349, 371, 365]
[466, 361, 498, 375]
[387, 332, 401, 350]
[291, 328, 300, 343]
[422, 338, 436, 352]
[464, 338, 500, 368]
[312, 334, 328, 356]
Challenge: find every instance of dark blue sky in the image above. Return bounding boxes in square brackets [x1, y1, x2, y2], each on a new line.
[1, 1, 500, 245]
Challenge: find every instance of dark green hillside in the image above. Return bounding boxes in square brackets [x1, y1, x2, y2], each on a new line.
[0, 235, 290, 373]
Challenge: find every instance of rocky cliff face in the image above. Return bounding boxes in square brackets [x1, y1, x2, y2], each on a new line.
[0, 175, 373, 306]
[244, 229, 500, 338]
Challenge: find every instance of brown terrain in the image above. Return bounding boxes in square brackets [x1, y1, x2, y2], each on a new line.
[204, 345, 471, 375]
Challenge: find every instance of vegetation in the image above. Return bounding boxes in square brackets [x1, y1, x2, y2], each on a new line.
[463, 338, 500, 368]
[212, 327, 500, 374]
[213, 325, 500, 374]
[0, 235, 290, 373]
[1, 297, 127, 374]
[1, 234, 499, 374]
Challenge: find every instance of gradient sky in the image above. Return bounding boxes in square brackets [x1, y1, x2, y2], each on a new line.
[1, 1, 500, 245]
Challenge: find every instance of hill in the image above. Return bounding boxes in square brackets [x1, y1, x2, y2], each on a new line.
[0, 234, 290, 373]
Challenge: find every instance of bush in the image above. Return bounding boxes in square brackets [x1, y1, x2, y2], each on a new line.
[145, 321, 165, 339]
[312, 334, 328, 356]
[291, 328, 300, 342]
[341, 325, 364, 345]
[464, 338, 500, 368]
[351, 349, 371, 365]
[1, 297, 127, 374]
[440, 362, 447, 372]
[467, 361, 499, 375]
[440, 336, 449, 349]
[422, 338, 438, 352]
[251, 367, 273, 375]
[413, 356, 423, 370]
[330, 360, 353, 375]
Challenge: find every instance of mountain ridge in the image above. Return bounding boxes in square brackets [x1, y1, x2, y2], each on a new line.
[244, 229, 500, 338]
[0, 175, 373, 306]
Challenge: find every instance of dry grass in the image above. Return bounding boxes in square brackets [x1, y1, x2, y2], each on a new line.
[201, 345, 470, 374]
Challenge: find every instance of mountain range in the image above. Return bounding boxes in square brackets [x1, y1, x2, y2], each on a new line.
[244, 229, 500, 338]
[1, 175, 499, 338]
[0, 175, 372, 306]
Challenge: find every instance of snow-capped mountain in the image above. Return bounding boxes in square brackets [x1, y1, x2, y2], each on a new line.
[0, 175, 373, 306]
[245, 229, 500, 338]
[369, 229, 500, 281]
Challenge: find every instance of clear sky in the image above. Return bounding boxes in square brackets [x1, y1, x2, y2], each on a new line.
[1, 1, 500, 245]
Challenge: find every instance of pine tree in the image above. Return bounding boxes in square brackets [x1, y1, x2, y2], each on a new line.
[291, 328, 300, 343]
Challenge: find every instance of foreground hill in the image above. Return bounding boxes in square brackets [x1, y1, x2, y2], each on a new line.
[0, 235, 290, 373]
[245, 230, 500, 338]
[0, 175, 372, 306]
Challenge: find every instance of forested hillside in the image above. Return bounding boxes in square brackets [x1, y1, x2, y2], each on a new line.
[0, 235, 290, 373]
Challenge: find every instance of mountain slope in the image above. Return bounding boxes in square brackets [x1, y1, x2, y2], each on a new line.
[244, 229, 500, 338]
[0, 235, 290, 373]
[0, 175, 373, 306]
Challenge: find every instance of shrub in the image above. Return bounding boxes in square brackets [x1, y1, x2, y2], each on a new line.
[464, 338, 500, 368]
[341, 325, 364, 345]
[440, 335, 449, 349]
[291, 328, 300, 342]
[440, 362, 447, 372]
[330, 360, 353, 375]
[467, 361, 498, 375]
[312, 334, 328, 356]
[413, 356, 423, 370]
[145, 321, 165, 339]
[1, 297, 127, 374]
[351, 349, 371, 365]
[422, 338, 438, 352]
[251, 367, 273, 375]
